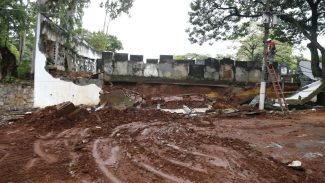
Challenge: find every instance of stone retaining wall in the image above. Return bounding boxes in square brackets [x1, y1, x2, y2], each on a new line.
[0, 83, 33, 110]
[101, 52, 269, 84]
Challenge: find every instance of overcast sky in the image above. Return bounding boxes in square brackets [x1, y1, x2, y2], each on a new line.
[82, 0, 324, 60]
[83, 0, 239, 59]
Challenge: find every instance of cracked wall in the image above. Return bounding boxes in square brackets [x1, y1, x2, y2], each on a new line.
[33, 14, 102, 108]
[101, 53, 266, 84]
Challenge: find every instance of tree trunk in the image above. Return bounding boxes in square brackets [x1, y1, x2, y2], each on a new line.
[307, 42, 322, 78]
[103, 11, 108, 33]
[321, 49, 325, 79]
[317, 49, 325, 105]
[18, 31, 26, 65]
[0, 46, 18, 80]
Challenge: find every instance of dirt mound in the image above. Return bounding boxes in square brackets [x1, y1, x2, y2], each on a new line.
[0, 104, 319, 183]
[91, 121, 306, 183]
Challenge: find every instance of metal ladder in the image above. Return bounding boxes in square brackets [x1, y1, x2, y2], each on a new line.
[266, 64, 289, 112]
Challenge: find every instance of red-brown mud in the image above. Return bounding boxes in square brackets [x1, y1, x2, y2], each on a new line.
[0, 83, 322, 183]
[0, 105, 324, 182]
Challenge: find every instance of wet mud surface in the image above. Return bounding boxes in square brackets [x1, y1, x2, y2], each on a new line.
[0, 83, 321, 182]
[0, 106, 324, 182]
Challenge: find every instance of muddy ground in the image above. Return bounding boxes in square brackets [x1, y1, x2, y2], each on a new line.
[0, 84, 324, 183]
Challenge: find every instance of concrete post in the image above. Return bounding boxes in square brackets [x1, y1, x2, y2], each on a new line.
[259, 0, 270, 110]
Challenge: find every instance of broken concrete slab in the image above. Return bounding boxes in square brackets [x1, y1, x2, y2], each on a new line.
[99, 89, 144, 108]
[286, 80, 325, 105]
[56, 102, 77, 117]
[67, 107, 89, 121]
[287, 160, 304, 171]
[222, 108, 239, 114]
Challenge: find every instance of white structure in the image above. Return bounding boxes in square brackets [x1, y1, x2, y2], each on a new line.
[286, 80, 325, 105]
[33, 14, 102, 108]
[299, 61, 322, 81]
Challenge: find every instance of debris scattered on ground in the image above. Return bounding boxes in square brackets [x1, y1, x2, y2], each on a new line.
[222, 108, 239, 114]
[266, 142, 283, 149]
[99, 88, 145, 109]
[287, 160, 304, 171]
[303, 152, 323, 160]
[1, 105, 324, 182]
[0, 109, 36, 125]
[1, 83, 325, 182]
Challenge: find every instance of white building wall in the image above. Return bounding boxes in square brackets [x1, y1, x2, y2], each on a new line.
[33, 14, 101, 108]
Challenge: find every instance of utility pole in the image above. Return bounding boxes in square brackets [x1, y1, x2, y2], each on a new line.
[259, 0, 271, 110]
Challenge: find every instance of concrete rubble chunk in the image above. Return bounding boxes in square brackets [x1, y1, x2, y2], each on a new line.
[303, 152, 323, 160]
[222, 108, 239, 114]
[287, 160, 304, 171]
[286, 80, 325, 105]
[56, 102, 77, 117]
[67, 108, 89, 121]
[100, 89, 145, 108]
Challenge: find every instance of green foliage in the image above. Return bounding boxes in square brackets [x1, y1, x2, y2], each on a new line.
[0, 0, 28, 39]
[0, 76, 21, 84]
[17, 60, 31, 78]
[174, 53, 210, 60]
[100, 0, 134, 34]
[236, 32, 297, 70]
[237, 33, 264, 61]
[275, 43, 297, 70]
[100, 0, 134, 20]
[39, 0, 90, 31]
[0, 0, 35, 80]
[215, 54, 236, 60]
[187, 0, 325, 45]
[187, 0, 325, 77]
[84, 31, 123, 52]
[0, 39, 20, 62]
[106, 35, 123, 52]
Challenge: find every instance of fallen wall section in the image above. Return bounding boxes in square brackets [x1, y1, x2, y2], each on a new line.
[33, 14, 101, 108]
[286, 80, 325, 105]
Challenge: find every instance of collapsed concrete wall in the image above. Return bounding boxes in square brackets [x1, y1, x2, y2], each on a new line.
[38, 18, 266, 86]
[33, 14, 102, 108]
[102, 52, 266, 84]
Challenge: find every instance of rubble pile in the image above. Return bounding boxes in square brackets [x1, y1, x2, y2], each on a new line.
[0, 101, 324, 182]
[1, 83, 324, 182]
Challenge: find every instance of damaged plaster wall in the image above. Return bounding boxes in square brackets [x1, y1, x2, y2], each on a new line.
[102, 52, 266, 84]
[144, 63, 159, 77]
[33, 14, 101, 108]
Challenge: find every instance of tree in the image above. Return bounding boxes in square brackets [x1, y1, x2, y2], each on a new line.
[187, 0, 325, 78]
[100, 0, 134, 34]
[0, 0, 29, 80]
[84, 31, 123, 52]
[38, 0, 90, 31]
[0, 0, 28, 39]
[174, 53, 210, 60]
[237, 34, 264, 61]
[237, 32, 296, 70]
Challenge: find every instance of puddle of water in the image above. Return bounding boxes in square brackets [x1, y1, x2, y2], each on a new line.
[286, 141, 325, 149]
[161, 107, 210, 114]
[163, 96, 184, 102]
[303, 152, 323, 159]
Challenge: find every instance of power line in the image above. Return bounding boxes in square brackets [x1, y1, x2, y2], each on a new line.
[0, 7, 75, 16]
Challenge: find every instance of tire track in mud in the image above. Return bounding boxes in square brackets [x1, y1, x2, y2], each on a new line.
[34, 140, 58, 164]
[92, 139, 122, 183]
[91, 121, 305, 183]
[0, 145, 10, 164]
[132, 160, 193, 183]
